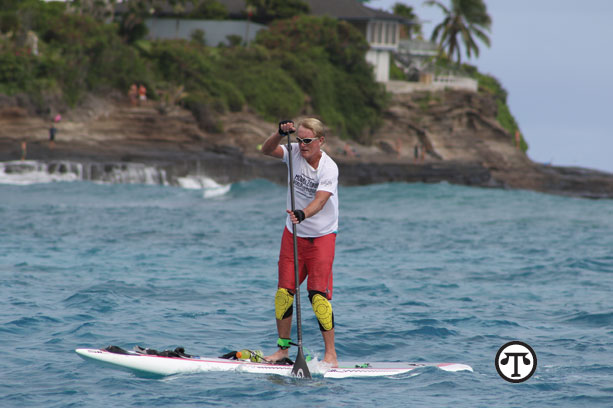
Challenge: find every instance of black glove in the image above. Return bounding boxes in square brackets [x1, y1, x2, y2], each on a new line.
[278, 120, 295, 135]
[292, 209, 305, 223]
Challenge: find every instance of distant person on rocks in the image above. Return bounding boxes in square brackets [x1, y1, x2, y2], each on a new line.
[261, 118, 339, 367]
[49, 124, 57, 149]
[343, 142, 356, 158]
[129, 83, 138, 106]
[138, 84, 147, 105]
[515, 130, 521, 149]
[21, 140, 27, 160]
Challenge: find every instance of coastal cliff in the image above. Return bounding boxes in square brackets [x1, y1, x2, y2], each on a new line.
[1, 90, 612, 198]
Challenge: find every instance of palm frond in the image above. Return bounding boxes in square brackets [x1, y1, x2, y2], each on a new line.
[471, 26, 491, 47]
[423, 0, 450, 15]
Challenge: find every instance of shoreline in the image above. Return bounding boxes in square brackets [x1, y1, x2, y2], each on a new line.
[1, 92, 613, 199]
[2, 138, 612, 199]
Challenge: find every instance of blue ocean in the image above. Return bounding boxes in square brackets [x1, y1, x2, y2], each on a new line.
[1, 168, 613, 407]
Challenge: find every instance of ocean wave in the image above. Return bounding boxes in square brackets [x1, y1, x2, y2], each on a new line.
[177, 175, 231, 198]
[0, 160, 81, 185]
[0, 160, 231, 197]
[396, 326, 459, 338]
[564, 312, 613, 327]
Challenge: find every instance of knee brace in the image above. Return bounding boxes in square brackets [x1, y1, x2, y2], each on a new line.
[275, 288, 294, 320]
[309, 291, 334, 331]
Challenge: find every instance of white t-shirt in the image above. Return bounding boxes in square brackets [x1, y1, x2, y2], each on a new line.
[282, 143, 339, 237]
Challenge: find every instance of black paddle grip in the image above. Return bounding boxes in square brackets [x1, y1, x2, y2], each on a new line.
[279, 120, 295, 135]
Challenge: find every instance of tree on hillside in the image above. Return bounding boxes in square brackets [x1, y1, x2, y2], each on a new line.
[425, 0, 491, 64]
[393, 3, 422, 39]
[68, 0, 115, 21]
[189, 0, 228, 19]
[245, 0, 309, 24]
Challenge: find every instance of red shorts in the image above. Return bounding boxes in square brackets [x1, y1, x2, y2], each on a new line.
[278, 228, 336, 300]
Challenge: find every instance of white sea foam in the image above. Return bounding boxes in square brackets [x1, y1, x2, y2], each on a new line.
[100, 164, 168, 185]
[0, 161, 230, 196]
[177, 175, 231, 198]
[0, 161, 81, 185]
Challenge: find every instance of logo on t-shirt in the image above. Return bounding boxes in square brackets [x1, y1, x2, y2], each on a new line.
[294, 174, 318, 198]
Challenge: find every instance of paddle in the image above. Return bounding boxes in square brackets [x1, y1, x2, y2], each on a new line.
[283, 123, 311, 379]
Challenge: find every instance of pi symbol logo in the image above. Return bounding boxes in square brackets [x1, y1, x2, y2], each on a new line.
[495, 341, 537, 383]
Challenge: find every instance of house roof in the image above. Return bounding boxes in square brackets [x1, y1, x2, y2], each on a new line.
[116, 0, 402, 21]
[204, 0, 402, 20]
[305, 0, 402, 21]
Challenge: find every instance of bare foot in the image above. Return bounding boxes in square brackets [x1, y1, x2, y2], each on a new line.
[263, 348, 288, 363]
[322, 353, 338, 368]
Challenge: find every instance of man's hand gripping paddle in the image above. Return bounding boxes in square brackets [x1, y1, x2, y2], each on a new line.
[280, 120, 311, 379]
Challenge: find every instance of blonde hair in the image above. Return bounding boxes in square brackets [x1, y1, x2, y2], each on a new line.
[298, 118, 325, 139]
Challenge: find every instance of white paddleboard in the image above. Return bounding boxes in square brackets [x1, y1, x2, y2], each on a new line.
[76, 348, 472, 378]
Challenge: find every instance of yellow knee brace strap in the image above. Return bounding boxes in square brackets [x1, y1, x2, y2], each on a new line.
[311, 293, 334, 331]
[275, 288, 294, 320]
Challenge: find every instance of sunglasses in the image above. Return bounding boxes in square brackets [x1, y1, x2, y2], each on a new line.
[296, 137, 319, 145]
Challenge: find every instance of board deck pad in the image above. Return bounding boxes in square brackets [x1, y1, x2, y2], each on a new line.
[75, 348, 473, 379]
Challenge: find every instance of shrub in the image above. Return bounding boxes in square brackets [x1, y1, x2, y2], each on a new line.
[213, 46, 303, 120]
[189, 0, 228, 20]
[257, 16, 387, 142]
[462, 63, 528, 152]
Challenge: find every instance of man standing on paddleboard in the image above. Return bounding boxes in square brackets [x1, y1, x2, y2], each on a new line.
[261, 118, 339, 367]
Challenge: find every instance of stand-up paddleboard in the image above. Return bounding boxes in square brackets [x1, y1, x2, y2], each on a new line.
[75, 347, 472, 378]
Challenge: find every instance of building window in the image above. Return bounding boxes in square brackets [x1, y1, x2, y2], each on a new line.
[367, 21, 398, 46]
[388, 23, 396, 44]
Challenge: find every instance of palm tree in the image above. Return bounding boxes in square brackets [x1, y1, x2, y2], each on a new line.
[424, 0, 491, 64]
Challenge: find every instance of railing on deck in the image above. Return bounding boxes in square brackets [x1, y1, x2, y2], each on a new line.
[386, 74, 478, 93]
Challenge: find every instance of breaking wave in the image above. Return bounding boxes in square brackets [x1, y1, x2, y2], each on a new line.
[0, 160, 231, 197]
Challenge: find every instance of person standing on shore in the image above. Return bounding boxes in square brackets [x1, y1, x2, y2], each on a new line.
[129, 83, 138, 106]
[261, 118, 339, 367]
[138, 84, 147, 105]
[49, 124, 56, 149]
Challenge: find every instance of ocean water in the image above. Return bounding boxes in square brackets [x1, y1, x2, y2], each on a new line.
[1, 172, 613, 407]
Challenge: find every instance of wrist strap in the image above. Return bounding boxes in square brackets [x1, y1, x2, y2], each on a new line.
[277, 338, 296, 350]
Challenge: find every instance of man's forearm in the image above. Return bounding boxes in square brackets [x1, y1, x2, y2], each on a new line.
[261, 131, 283, 157]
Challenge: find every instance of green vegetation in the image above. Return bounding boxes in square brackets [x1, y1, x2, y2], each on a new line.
[189, 0, 229, 19]
[389, 55, 406, 81]
[0, 1, 151, 110]
[246, 0, 310, 24]
[0, 2, 385, 141]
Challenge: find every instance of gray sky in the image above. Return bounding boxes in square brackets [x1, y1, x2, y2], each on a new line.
[370, 0, 613, 173]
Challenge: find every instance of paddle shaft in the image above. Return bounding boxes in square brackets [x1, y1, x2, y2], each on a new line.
[286, 134, 304, 347]
[285, 132, 311, 378]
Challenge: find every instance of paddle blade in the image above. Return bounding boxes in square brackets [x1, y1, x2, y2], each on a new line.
[291, 347, 311, 379]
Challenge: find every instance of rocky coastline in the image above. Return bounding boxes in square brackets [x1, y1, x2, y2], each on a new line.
[1, 90, 612, 198]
